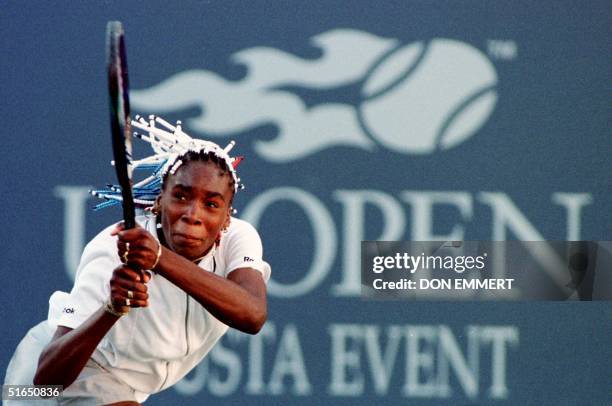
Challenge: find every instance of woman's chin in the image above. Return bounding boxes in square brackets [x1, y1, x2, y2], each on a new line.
[173, 243, 214, 262]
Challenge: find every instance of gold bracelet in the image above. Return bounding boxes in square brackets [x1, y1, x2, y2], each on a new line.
[151, 241, 162, 270]
[104, 300, 128, 317]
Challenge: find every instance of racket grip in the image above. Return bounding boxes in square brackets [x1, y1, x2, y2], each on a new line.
[124, 215, 136, 230]
[122, 199, 136, 229]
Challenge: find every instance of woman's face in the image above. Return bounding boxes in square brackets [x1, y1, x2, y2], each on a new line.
[156, 160, 233, 261]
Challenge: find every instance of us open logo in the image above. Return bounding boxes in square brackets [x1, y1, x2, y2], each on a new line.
[131, 29, 498, 161]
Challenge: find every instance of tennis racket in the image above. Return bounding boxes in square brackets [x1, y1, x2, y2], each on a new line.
[107, 21, 135, 229]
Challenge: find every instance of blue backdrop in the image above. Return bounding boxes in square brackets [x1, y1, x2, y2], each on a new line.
[1, 1, 610, 404]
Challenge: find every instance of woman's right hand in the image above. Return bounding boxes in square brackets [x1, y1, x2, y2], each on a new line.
[109, 265, 151, 313]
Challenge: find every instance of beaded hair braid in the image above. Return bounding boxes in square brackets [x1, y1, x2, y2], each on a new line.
[91, 115, 244, 211]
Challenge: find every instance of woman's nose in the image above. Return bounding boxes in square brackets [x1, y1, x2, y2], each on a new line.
[182, 201, 203, 224]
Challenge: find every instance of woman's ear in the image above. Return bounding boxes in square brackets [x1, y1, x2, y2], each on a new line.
[223, 208, 232, 230]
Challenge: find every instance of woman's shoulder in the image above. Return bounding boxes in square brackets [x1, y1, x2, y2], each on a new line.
[224, 217, 265, 247]
[71, 221, 122, 282]
[83, 222, 120, 253]
[218, 217, 270, 280]
[86, 216, 152, 250]
[226, 217, 259, 236]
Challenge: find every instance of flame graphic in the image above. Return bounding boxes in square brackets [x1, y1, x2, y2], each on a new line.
[131, 29, 397, 162]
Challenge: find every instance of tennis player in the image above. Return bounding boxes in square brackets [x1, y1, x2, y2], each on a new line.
[4, 118, 270, 405]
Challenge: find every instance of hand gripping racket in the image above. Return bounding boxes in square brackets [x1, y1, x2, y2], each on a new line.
[107, 21, 135, 229]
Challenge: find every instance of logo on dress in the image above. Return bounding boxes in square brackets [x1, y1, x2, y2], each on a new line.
[132, 29, 498, 162]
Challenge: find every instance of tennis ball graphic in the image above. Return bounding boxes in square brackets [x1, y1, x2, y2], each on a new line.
[358, 39, 498, 154]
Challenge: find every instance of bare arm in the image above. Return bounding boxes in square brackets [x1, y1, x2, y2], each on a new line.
[34, 266, 149, 387]
[155, 247, 267, 334]
[33, 309, 119, 387]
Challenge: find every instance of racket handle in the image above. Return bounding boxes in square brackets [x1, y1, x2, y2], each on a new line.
[123, 213, 136, 230]
[122, 189, 135, 229]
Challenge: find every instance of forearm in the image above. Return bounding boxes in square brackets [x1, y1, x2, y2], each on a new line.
[34, 306, 120, 387]
[156, 248, 266, 334]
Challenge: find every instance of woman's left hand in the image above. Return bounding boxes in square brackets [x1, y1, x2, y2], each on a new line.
[111, 222, 162, 271]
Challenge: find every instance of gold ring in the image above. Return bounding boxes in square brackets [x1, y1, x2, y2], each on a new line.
[122, 242, 130, 263]
[125, 298, 131, 306]
[127, 290, 134, 299]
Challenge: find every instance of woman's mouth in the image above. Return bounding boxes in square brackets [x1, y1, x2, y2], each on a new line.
[173, 233, 203, 246]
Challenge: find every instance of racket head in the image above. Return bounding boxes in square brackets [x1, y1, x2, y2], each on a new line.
[107, 21, 135, 229]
